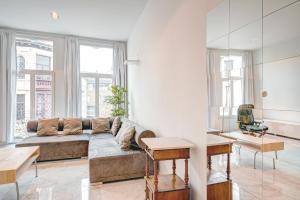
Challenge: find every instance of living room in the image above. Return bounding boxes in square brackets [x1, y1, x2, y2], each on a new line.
[0, 0, 300, 200]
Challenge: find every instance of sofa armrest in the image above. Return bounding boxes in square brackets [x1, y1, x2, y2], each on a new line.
[27, 120, 38, 132]
[134, 127, 155, 150]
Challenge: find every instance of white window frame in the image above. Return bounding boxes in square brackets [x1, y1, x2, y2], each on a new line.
[18, 69, 55, 119]
[219, 55, 244, 118]
[80, 73, 112, 117]
[79, 42, 114, 118]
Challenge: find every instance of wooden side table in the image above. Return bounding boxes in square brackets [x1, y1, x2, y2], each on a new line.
[207, 134, 233, 200]
[142, 137, 194, 200]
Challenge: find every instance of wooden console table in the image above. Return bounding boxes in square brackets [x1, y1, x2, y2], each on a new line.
[0, 146, 40, 200]
[142, 137, 194, 200]
[207, 134, 233, 200]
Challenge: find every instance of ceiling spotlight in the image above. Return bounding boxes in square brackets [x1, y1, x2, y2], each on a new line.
[50, 11, 59, 20]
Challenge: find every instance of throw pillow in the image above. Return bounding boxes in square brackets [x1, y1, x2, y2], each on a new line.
[37, 118, 59, 136]
[91, 118, 110, 134]
[116, 122, 135, 150]
[63, 118, 82, 135]
[111, 116, 121, 136]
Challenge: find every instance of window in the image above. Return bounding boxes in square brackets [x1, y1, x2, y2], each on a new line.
[15, 37, 54, 138]
[220, 55, 243, 117]
[17, 56, 25, 79]
[80, 45, 113, 118]
[16, 94, 25, 120]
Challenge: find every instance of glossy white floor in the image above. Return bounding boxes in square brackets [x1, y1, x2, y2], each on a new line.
[0, 134, 299, 200]
[212, 134, 300, 200]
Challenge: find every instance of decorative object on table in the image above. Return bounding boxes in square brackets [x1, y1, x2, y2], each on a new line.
[105, 85, 128, 117]
[237, 104, 268, 137]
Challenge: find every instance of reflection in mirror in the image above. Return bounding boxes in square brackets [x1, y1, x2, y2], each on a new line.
[207, 0, 300, 199]
[261, 1, 300, 198]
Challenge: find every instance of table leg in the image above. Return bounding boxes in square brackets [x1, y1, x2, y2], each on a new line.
[275, 151, 278, 160]
[172, 159, 176, 175]
[15, 182, 19, 200]
[208, 156, 212, 170]
[254, 151, 258, 169]
[227, 153, 230, 180]
[145, 154, 149, 178]
[154, 160, 158, 192]
[145, 154, 149, 200]
[184, 159, 189, 187]
[35, 159, 38, 178]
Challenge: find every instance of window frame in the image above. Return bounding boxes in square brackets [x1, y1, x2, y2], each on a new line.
[15, 35, 56, 120]
[79, 43, 114, 118]
[219, 55, 244, 118]
[17, 69, 55, 119]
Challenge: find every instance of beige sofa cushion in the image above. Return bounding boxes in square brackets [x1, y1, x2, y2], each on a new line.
[111, 117, 121, 136]
[92, 118, 110, 134]
[116, 122, 135, 150]
[37, 118, 59, 136]
[63, 118, 82, 135]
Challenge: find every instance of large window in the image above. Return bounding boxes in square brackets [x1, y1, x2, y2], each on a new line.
[80, 45, 113, 118]
[220, 55, 243, 117]
[15, 37, 54, 138]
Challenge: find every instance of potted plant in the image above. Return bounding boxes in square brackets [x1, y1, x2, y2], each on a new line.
[105, 85, 128, 117]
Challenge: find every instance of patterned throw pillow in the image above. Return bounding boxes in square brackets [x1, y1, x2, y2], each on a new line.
[63, 118, 82, 135]
[111, 117, 121, 136]
[116, 122, 135, 150]
[91, 118, 110, 134]
[37, 118, 59, 136]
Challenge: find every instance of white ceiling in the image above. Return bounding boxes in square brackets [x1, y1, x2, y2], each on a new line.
[207, 0, 300, 50]
[0, 0, 148, 41]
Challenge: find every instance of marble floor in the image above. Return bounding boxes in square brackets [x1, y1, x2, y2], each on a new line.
[212, 134, 300, 200]
[0, 134, 299, 200]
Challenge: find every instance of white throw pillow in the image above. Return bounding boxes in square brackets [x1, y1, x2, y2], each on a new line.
[116, 122, 135, 150]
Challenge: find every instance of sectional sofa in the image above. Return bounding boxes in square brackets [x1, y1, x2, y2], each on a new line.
[16, 118, 155, 183]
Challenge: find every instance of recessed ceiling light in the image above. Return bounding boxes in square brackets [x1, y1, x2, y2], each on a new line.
[50, 11, 59, 20]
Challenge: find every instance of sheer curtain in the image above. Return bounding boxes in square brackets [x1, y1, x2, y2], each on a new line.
[207, 49, 223, 130]
[64, 37, 81, 117]
[0, 30, 16, 143]
[113, 42, 127, 113]
[242, 51, 255, 104]
[113, 42, 127, 88]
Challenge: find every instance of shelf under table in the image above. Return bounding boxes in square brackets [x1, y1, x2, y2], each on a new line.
[145, 174, 188, 193]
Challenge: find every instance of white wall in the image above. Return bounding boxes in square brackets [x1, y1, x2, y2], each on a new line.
[253, 37, 300, 124]
[127, 0, 208, 199]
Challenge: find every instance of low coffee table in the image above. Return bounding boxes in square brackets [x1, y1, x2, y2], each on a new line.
[0, 146, 40, 200]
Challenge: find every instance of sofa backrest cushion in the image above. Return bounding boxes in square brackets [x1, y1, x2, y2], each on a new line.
[91, 118, 110, 134]
[26, 118, 156, 149]
[37, 118, 59, 136]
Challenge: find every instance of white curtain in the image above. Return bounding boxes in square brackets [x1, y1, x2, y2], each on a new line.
[64, 37, 81, 117]
[113, 42, 127, 88]
[207, 49, 223, 130]
[0, 30, 16, 143]
[242, 51, 255, 104]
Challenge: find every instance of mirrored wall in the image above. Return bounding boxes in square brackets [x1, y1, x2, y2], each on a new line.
[207, 0, 300, 199]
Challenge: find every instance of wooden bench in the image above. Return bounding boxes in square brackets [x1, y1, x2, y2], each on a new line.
[221, 132, 284, 169]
